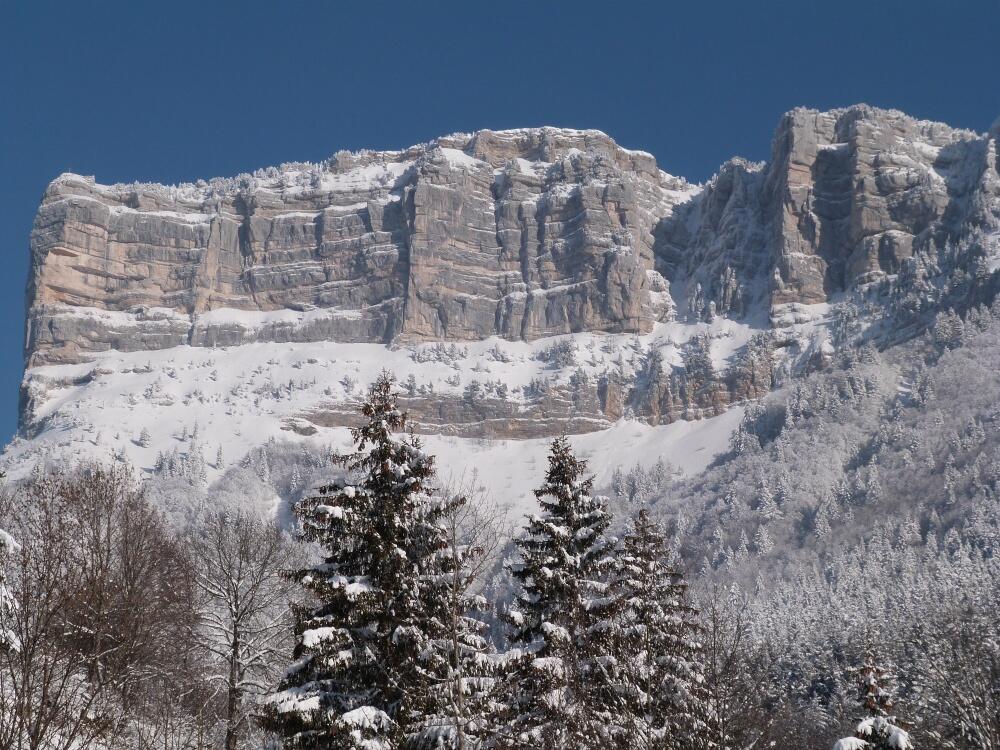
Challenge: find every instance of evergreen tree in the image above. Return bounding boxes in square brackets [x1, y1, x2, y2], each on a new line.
[756, 478, 780, 519]
[833, 649, 912, 750]
[614, 510, 711, 749]
[733, 530, 750, 564]
[498, 437, 620, 749]
[752, 525, 773, 555]
[262, 372, 477, 749]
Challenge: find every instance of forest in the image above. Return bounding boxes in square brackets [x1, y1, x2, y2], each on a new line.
[4, 301, 1000, 749]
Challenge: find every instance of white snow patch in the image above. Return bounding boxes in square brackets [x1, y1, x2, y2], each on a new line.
[439, 148, 485, 170]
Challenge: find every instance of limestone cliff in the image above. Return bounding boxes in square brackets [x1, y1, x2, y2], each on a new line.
[18, 107, 1000, 444]
[26, 128, 695, 366]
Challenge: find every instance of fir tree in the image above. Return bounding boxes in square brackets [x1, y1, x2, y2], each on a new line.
[733, 530, 750, 564]
[498, 437, 620, 749]
[833, 649, 912, 750]
[752, 525, 773, 555]
[262, 372, 479, 750]
[614, 510, 711, 749]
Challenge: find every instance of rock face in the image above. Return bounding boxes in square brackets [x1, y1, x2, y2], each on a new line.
[20, 106, 1000, 442]
[27, 128, 695, 366]
[654, 105, 1000, 320]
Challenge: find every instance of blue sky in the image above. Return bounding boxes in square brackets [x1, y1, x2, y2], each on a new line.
[2, 0, 998, 441]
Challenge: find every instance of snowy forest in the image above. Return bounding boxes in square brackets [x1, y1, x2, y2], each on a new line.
[5, 298, 1000, 749]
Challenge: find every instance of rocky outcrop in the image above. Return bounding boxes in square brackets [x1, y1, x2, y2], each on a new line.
[291, 341, 773, 439]
[26, 128, 695, 366]
[655, 105, 1000, 320]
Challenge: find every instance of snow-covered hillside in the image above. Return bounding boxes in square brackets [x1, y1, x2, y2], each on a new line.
[5, 320, 758, 515]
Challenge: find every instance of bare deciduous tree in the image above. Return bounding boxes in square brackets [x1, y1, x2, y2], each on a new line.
[437, 476, 510, 749]
[0, 466, 200, 750]
[190, 506, 300, 750]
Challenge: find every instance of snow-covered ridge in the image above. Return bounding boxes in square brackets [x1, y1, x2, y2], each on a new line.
[48, 125, 687, 206]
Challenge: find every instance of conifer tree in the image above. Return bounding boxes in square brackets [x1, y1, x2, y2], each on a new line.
[752, 525, 773, 555]
[614, 510, 711, 749]
[262, 372, 482, 750]
[498, 437, 620, 749]
[833, 649, 912, 750]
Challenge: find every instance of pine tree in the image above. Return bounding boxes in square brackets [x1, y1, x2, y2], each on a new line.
[733, 530, 750, 564]
[614, 510, 711, 749]
[261, 372, 478, 750]
[756, 478, 780, 518]
[866, 465, 883, 506]
[255, 449, 271, 484]
[137, 427, 151, 447]
[752, 525, 773, 555]
[422, 490, 504, 750]
[833, 649, 912, 750]
[498, 437, 620, 749]
[814, 500, 833, 539]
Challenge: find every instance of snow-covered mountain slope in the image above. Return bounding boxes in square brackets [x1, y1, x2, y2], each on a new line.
[5, 323, 749, 515]
[8, 106, 1000, 516]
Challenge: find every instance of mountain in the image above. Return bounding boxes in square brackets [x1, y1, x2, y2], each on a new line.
[6, 105, 1000, 512]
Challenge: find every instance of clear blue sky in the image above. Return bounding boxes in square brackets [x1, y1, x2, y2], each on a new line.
[2, 0, 998, 441]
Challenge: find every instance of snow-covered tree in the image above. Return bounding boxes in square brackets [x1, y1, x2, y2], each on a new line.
[261, 372, 475, 749]
[497, 437, 622, 749]
[289, 464, 303, 493]
[191, 507, 298, 750]
[752, 525, 773, 555]
[614, 510, 711, 748]
[0, 527, 18, 653]
[833, 649, 912, 750]
[419, 482, 507, 750]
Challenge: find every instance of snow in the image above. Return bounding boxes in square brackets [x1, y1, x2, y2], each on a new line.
[196, 305, 365, 330]
[984, 228, 1000, 273]
[832, 739, 868, 750]
[433, 409, 743, 517]
[0, 529, 18, 554]
[301, 626, 338, 648]
[7, 311, 755, 520]
[107, 204, 214, 223]
[440, 148, 485, 170]
[516, 158, 546, 175]
[265, 686, 322, 715]
[39, 304, 189, 329]
[316, 161, 414, 193]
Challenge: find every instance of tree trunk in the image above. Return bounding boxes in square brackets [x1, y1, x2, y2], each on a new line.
[225, 628, 241, 750]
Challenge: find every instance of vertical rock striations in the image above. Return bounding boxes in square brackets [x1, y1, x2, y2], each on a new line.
[26, 128, 696, 366]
